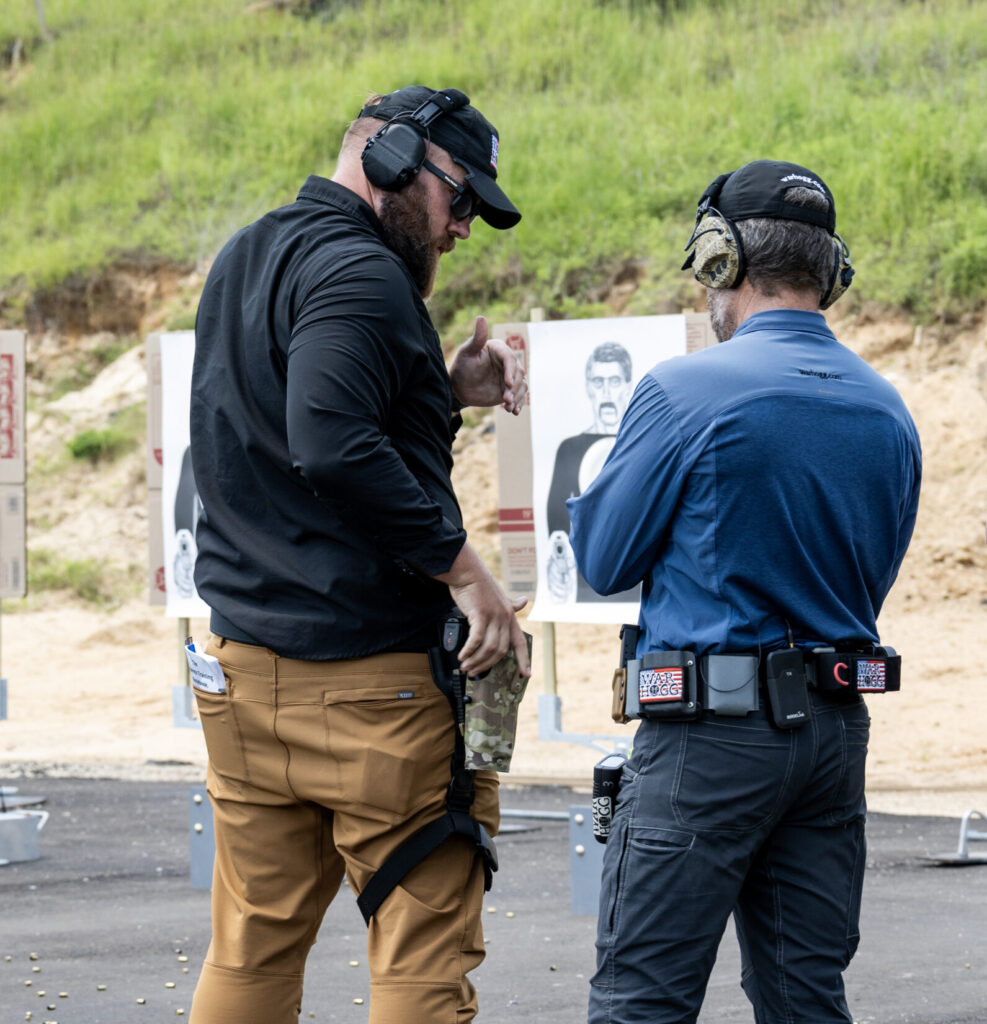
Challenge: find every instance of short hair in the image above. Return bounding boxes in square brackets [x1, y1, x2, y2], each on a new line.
[340, 93, 385, 156]
[736, 187, 835, 300]
[586, 342, 632, 382]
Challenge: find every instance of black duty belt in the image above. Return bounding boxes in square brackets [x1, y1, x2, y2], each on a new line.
[613, 624, 900, 729]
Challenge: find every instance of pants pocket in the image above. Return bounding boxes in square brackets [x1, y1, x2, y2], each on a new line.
[194, 686, 249, 794]
[672, 719, 795, 832]
[324, 685, 452, 821]
[601, 819, 630, 933]
[829, 707, 870, 824]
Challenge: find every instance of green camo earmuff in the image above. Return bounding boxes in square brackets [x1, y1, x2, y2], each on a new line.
[682, 167, 854, 308]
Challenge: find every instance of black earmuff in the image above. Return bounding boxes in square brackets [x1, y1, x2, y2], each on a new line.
[361, 89, 469, 191]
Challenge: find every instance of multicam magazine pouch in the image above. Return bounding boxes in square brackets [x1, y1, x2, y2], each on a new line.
[463, 632, 533, 772]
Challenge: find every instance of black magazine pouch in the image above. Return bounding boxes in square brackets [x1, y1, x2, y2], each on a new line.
[701, 653, 760, 716]
[626, 651, 700, 720]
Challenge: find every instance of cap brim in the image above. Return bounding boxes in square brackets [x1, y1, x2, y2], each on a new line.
[462, 162, 521, 230]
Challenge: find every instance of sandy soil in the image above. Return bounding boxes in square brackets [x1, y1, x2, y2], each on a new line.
[1, 308, 985, 820]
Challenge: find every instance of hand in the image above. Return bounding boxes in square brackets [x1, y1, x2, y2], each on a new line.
[448, 315, 528, 416]
[436, 542, 532, 677]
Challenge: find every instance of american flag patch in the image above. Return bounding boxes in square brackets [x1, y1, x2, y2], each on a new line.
[490, 133, 499, 170]
[856, 659, 886, 692]
[639, 667, 684, 703]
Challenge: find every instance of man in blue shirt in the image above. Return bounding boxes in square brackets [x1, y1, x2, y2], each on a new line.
[569, 160, 921, 1023]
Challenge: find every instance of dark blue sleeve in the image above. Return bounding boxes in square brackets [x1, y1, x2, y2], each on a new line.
[285, 253, 465, 576]
[568, 373, 688, 595]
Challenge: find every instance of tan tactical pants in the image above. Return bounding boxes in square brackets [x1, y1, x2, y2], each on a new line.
[188, 638, 499, 1024]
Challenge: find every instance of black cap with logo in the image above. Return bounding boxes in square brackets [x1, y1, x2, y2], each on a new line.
[359, 85, 521, 229]
[700, 160, 836, 232]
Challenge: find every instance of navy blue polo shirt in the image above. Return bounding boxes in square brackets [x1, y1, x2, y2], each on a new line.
[568, 310, 921, 656]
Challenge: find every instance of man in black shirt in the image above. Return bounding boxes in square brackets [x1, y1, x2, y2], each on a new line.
[188, 87, 528, 1024]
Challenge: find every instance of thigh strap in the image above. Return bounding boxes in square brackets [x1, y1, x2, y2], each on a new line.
[356, 622, 499, 925]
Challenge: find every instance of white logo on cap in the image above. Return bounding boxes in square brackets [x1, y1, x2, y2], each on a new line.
[490, 134, 499, 170]
[780, 173, 824, 191]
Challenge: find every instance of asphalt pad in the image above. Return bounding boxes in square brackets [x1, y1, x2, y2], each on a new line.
[1, 777, 984, 1023]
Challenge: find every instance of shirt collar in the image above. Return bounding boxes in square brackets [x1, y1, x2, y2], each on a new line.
[731, 308, 834, 341]
[296, 175, 385, 237]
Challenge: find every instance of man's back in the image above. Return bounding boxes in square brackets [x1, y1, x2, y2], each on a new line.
[191, 176, 461, 659]
[571, 308, 921, 653]
[578, 157, 921, 1024]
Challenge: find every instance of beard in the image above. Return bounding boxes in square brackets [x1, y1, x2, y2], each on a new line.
[377, 183, 440, 298]
[706, 288, 737, 342]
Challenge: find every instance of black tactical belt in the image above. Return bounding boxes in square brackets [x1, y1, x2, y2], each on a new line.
[613, 624, 900, 728]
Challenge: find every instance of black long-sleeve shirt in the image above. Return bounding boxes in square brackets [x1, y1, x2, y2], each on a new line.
[190, 176, 464, 659]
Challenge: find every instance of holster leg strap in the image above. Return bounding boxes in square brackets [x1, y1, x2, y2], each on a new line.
[356, 811, 498, 925]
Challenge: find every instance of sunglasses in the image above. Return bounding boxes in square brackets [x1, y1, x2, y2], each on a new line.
[421, 159, 481, 222]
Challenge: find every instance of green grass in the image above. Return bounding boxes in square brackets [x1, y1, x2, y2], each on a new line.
[64, 401, 145, 463]
[26, 547, 140, 606]
[2, 0, 986, 325]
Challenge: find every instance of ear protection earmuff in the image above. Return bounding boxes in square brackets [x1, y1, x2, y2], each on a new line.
[683, 171, 854, 308]
[682, 173, 745, 289]
[361, 89, 469, 191]
[685, 213, 745, 291]
[821, 233, 854, 309]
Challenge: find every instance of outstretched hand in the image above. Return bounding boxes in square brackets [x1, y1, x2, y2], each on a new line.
[448, 316, 528, 416]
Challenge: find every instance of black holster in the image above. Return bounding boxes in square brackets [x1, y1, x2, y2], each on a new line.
[355, 615, 498, 925]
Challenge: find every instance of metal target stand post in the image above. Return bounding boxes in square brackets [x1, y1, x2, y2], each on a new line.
[924, 809, 987, 867]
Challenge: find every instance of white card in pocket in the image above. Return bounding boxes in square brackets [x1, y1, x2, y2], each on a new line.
[185, 640, 226, 694]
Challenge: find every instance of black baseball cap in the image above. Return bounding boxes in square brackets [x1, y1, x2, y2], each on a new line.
[359, 85, 521, 229]
[701, 160, 836, 232]
[682, 160, 836, 271]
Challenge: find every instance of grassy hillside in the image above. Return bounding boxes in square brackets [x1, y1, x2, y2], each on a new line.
[2, 0, 986, 332]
